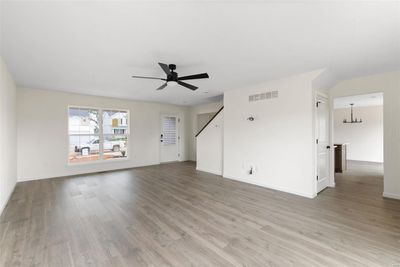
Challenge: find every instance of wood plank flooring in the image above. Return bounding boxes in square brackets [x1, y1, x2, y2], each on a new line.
[1, 161, 399, 266]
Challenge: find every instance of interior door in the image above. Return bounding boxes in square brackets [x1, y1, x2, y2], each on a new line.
[160, 115, 179, 163]
[316, 95, 330, 193]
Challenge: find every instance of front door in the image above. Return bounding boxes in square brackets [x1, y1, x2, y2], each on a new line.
[160, 114, 179, 163]
[316, 95, 330, 193]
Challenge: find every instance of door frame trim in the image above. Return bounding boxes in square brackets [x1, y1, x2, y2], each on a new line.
[314, 91, 333, 195]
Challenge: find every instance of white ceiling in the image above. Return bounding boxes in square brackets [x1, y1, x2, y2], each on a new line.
[1, 1, 399, 106]
[334, 92, 383, 109]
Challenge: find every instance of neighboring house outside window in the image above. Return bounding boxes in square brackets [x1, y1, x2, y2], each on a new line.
[68, 107, 129, 164]
[113, 129, 126, 134]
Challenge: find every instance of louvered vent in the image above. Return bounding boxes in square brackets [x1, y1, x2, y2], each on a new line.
[249, 90, 278, 102]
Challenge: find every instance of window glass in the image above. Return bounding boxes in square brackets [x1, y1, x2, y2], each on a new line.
[68, 107, 129, 164]
[68, 135, 100, 163]
[68, 108, 100, 163]
[163, 116, 176, 145]
[103, 135, 128, 160]
[68, 108, 99, 135]
[103, 110, 128, 135]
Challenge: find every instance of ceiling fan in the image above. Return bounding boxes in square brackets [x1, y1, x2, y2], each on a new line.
[131, 63, 209, 91]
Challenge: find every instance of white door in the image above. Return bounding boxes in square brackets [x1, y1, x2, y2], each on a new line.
[160, 115, 179, 163]
[316, 95, 330, 193]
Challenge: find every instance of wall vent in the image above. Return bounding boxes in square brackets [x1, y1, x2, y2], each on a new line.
[249, 90, 278, 102]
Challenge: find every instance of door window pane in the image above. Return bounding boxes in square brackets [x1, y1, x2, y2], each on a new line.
[163, 116, 176, 145]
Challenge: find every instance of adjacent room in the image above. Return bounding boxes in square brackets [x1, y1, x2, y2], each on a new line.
[333, 93, 384, 190]
[332, 93, 385, 208]
[1, 1, 399, 266]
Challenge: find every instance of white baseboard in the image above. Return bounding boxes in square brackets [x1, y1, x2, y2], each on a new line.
[347, 160, 384, 165]
[0, 182, 17, 216]
[18, 162, 161, 182]
[223, 174, 316, 199]
[196, 167, 222, 176]
[383, 192, 400, 200]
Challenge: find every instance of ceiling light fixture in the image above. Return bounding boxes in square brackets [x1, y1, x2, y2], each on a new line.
[343, 103, 362, 123]
[167, 81, 178, 86]
[131, 62, 209, 91]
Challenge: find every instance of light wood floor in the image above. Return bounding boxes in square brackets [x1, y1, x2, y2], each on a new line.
[1, 161, 399, 266]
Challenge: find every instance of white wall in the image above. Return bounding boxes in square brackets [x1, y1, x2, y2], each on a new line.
[188, 101, 223, 161]
[197, 112, 216, 132]
[329, 71, 400, 200]
[196, 110, 223, 175]
[0, 58, 17, 215]
[17, 87, 190, 181]
[223, 71, 321, 198]
[334, 105, 383, 163]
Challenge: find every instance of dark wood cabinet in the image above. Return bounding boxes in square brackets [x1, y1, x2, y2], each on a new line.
[335, 143, 348, 173]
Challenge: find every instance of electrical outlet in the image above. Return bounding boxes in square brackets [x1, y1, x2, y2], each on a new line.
[243, 163, 258, 176]
[249, 165, 258, 175]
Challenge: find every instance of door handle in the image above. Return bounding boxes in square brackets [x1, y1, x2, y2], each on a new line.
[326, 146, 331, 149]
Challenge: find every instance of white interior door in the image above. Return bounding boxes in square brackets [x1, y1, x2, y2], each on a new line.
[160, 115, 179, 163]
[316, 95, 330, 193]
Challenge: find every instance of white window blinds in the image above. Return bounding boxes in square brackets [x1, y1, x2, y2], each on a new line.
[162, 116, 177, 145]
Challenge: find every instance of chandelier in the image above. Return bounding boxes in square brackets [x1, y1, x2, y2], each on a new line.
[343, 103, 362, 123]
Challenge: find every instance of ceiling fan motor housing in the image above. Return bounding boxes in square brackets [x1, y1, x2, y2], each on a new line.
[168, 69, 178, 81]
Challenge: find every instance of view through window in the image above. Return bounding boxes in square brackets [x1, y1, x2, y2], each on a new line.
[68, 107, 129, 163]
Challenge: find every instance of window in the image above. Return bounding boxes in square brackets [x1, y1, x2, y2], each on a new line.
[102, 110, 129, 160]
[162, 116, 177, 145]
[68, 108, 100, 163]
[68, 107, 129, 163]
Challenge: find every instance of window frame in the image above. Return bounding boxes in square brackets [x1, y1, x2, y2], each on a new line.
[67, 105, 130, 165]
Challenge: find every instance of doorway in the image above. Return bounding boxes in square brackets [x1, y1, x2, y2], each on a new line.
[332, 93, 384, 192]
[160, 114, 180, 163]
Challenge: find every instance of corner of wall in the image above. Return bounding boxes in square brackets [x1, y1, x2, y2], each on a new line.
[0, 57, 18, 216]
[383, 192, 400, 200]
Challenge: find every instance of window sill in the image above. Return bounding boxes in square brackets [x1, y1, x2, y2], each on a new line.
[67, 157, 130, 166]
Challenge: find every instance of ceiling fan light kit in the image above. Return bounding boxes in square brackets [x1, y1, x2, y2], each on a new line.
[131, 62, 209, 91]
[167, 81, 178, 86]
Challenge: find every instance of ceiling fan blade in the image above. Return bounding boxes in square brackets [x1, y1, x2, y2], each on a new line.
[178, 73, 209, 81]
[156, 83, 168, 91]
[132, 75, 166, 81]
[178, 81, 198, 91]
[158, 63, 171, 75]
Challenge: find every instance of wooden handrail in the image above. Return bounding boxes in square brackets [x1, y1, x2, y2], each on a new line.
[195, 106, 224, 137]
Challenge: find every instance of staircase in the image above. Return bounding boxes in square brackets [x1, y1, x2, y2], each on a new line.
[195, 106, 224, 175]
[195, 106, 224, 137]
